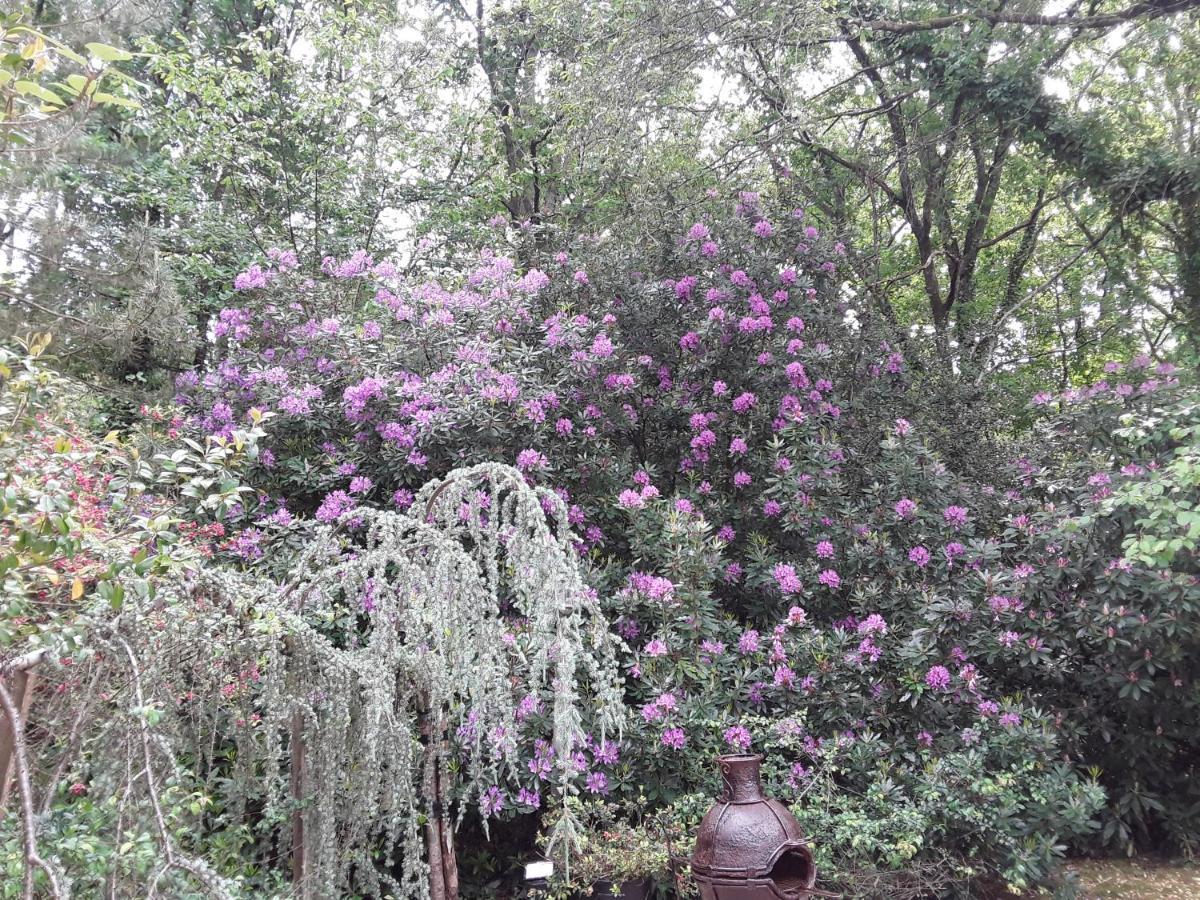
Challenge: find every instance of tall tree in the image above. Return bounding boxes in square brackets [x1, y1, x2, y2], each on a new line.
[722, 0, 1200, 376]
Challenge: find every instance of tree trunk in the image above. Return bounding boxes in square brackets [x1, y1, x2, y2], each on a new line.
[193, 309, 211, 369]
[1174, 193, 1200, 349]
[436, 764, 459, 898]
[290, 712, 309, 899]
[422, 710, 458, 900]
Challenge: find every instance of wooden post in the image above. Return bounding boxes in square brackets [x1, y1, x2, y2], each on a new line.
[0, 649, 46, 812]
[290, 710, 308, 898]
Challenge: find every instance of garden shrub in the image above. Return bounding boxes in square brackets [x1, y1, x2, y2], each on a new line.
[1016, 377, 1200, 854]
[155, 190, 1193, 890]
[0, 338, 270, 897]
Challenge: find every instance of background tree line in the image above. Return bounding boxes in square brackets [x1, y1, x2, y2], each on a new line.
[3, 0, 1198, 412]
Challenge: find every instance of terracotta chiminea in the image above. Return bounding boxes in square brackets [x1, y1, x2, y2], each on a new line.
[691, 754, 816, 899]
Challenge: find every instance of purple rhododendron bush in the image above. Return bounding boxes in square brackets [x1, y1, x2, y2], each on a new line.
[158, 193, 1199, 895]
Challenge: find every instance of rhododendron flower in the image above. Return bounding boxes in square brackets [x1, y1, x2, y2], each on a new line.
[815, 540, 834, 558]
[856, 614, 887, 636]
[585, 772, 609, 795]
[266, 246, 298, 270]
[590, 333, 614, 358]
[977, 700, 1000, 717]
[230, 528, 264, 561]
[641, 701, 663, 722]
[894, 498, 917, 519]
[480, 786, 505, 817]
[738, 629, 760, 655]
[618, 489, 645, 509]
[908, 546, 931, 567]
[233, 264, 271, 292]
[773, 665, 795, 688]
[857, 638, 882, 663]
[942, 505, 969, 527]
[773, 564, 802, 595]
[731, 392, 757, 413]
[925, 665, 951, 690]
[644, 639, 668, 657]
[315, 490, 355, 523]
[514, 693, 542, 722]
[787, 606, 808, 626]
[515, 268, 550, 294]
[817, 569, 841, 589]
[592, 740, 619, 765]
[348, 476, 373, 495]
[733, 471, 752, 488]
[723, 725, 752, 751]
[763, 499, 782, 517]
[628, 572, 674, 602]
[753, 219, 774, 238]
[894, 418, 912, 436]
[516, 449, 548, 471]
[661, 727, 687, 749]
[517, 788, 541, 808]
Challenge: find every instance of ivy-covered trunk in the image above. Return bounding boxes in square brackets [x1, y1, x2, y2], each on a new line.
[1174, 192, 1200, 349]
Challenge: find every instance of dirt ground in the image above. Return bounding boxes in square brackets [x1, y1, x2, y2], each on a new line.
[1066, 858, 1200, 899]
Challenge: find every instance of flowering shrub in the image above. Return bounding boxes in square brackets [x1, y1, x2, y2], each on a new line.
[170, 192, 1197, 889]
[1015, 373, 1200, 854]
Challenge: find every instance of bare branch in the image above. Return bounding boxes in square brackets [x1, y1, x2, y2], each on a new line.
[854, 1, 1200, 36]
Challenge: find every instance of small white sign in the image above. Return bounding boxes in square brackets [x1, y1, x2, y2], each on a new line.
[524, 860, 554, 881]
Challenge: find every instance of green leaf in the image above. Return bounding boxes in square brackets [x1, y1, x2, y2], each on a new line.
[85, 42, 133, 63]
[14, 80, 64, 105]
[63, 73, 94, 96]
[92, 91, 140, 110]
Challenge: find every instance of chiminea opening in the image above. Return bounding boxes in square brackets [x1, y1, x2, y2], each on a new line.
[767, 847, 814, 895]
